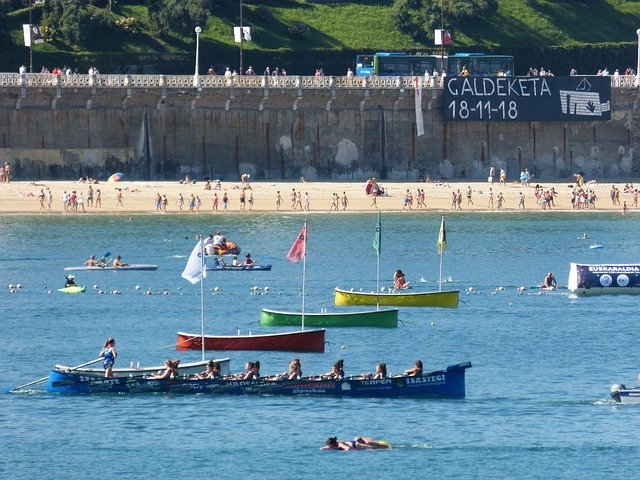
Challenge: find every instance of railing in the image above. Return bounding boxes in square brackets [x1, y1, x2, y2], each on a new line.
[0, 73, 637, 89]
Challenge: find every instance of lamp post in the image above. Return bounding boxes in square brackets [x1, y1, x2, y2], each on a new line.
[194, 26, 202, 87]
[636, 28, 640, 86]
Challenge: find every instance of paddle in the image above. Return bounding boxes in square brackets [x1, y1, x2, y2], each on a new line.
[9, 357, 104, 392]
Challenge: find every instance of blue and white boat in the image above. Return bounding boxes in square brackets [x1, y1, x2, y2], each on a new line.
[610, 379, 640, 404]
[45, 361, 471, 397]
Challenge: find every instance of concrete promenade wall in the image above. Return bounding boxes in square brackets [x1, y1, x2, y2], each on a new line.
[0, 75, 638, 181]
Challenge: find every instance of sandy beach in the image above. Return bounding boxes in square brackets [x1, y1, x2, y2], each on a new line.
[0, 178, 635, 214]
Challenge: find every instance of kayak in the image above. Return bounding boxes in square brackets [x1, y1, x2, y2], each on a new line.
[58, 286, 86, 294]
[64, 264, 159, 271]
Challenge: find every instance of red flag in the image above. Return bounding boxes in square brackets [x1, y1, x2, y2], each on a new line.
[287, 223, 307, 263]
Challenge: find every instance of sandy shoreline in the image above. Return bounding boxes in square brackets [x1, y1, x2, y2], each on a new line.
[0, 178, 635, 214]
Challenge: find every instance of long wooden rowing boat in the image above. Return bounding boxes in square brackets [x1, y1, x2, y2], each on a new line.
[334, 287, 459, 308]
[45, 361, 472, 396]
[64, 264, 159, 271]
[176, 329, 325, 352]
[259, 308, 399, 328]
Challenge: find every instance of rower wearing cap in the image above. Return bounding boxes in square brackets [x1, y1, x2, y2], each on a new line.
[84, 255, 98, 267]
[65, 275, 76, 287]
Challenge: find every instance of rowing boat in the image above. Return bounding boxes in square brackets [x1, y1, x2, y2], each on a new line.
[176, 329, 326, 352]
[260, 308, 399, 328]
[568, 263, 640, 295]
[45, 361, 472, 396]
[64, 264, 159, 271]
[58, 285, 86, 294]
[610, 382, 640, 404]
[206, 264, 271, 271]
[334, 287, 459, 308]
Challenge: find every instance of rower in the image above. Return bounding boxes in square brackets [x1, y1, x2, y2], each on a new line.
[84, 254, 98, 267]
[542, 272, 558, 289]
[112, 255, 129, 267]
[244, 253, 254, 265]
[65, 275, 76, 287]
[394, 269, 410, 289]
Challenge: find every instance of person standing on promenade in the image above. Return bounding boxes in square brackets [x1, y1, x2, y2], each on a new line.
[488, 165, 495, 185]
[499, 168, 507, 186]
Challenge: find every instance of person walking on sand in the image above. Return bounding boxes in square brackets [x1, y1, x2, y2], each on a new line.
[212, 193, 219, 211]
[518, 191, 525, 210]
[290, 188, 297, 210]
[487, 188, 494, 209]
[38, 189, 46, 210]
[46, 189, 53, 213]
[222, 191, 229, 211]
[466, 186, 473, 205]
[341, 191, 348, 211]
[304, 192, 310, 212]
[275, 191, 282, 211]
[116, 188, 123, 207]
[95, 189, 101, 208]
[177, 193, 184, 211]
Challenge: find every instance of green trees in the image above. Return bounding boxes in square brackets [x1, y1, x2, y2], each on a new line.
[147, 0, 213, 36]
[393, 0, 498, 41]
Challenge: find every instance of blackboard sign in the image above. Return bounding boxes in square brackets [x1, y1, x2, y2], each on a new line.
[443, 76, 611, 121]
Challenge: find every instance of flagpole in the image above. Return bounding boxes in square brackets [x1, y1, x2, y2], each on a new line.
[437, 214, 446, 293]
[438, 248, 443, 292]
[200, 236, 206, 361]
[301, 220, 307, 330]
[375, 211, 381, 310]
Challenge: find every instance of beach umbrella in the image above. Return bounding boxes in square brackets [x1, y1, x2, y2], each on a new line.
[107, 172, 124, 183]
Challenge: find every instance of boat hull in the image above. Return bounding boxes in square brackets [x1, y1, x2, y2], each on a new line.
[334, 288, 459, 308]
[46, 361, 471, 396]
[206, 264, 272, 271]
[610, 384, 640, 404]
[260, 308, 399, 328]
[568, 263, 640, 296]
[64, 264, 158, 271]
[58, 286, 86, 294]
[175, 330, 325, 352]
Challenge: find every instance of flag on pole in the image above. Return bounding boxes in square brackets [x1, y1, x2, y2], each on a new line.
[182, 238, 206, 284]
[414, 76, 425, 137]
[23, 24, 44, 47]
[287, 223, 307, 263]
[437, 215, 447, 255]
[373, 211, 381, 255]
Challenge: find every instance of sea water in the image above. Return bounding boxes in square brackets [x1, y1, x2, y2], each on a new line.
[1, 212, 639, 479]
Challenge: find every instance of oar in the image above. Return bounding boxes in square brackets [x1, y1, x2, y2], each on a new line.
[9, 357, 104, 393]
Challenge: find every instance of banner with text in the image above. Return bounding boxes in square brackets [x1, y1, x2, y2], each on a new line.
[443, 76, 611, 121]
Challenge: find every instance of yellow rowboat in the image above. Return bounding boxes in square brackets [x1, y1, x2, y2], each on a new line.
[334, 287, 459, 308]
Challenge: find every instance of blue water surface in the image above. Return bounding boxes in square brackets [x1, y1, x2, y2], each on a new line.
[1, 212, 639, 479]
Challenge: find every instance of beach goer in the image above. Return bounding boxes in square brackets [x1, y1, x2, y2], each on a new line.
[542, 272, 558, 289]
[112, 255, 128, 267]
[65, 275, 76, 287]
[99, 338, 117, 378]
[394, 270, 410, 289]
[84, 255, 98, 267]
[404, 360, 423, 376]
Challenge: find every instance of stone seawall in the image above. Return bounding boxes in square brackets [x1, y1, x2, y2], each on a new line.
[0, 84, 637, 181]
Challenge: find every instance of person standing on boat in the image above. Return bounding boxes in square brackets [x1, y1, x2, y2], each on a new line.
[99, 338, 117, 378]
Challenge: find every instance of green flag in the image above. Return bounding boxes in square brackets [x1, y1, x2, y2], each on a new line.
[373, 211, 381, 255]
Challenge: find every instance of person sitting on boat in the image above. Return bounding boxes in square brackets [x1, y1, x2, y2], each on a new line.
[65, 275, 76, 287]
[404, 359, 423, 376]
[393, 269, 410, 289]
[542, 272, 558, 290]
[372, 363, 387, 379]
[232, 255, 241, 267]
[212, 231, 225, 248]
[112, 255, 129, 268]
[148, 359, 180, 379]
[99, 338, 117, 378]
[323, 360, 344, 380]
[197, 360, 221, 379]
[244, 253, 254, 266]
[84, 255, 98, 267]
[287, 358, 302, 380]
